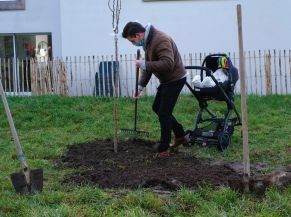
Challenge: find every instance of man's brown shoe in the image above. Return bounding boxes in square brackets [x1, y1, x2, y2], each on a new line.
[170, 135, 189, 148]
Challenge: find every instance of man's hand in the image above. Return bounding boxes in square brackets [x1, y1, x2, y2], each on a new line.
[135, 59, 142, 68]
[133, 89, 142, 99]
[135, 59, 146, 71]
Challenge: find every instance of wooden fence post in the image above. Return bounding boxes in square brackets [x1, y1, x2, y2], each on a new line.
[30, 58, 36, 95]
[237, 4, 250, 192]
[265, 50, 272, 95]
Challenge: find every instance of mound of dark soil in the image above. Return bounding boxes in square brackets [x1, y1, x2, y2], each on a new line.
[59, 139, 244, 191]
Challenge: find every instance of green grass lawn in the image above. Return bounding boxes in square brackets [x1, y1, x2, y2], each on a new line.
[0, 95, 290, 217]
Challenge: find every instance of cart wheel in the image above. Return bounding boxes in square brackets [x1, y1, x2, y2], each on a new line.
[227, 125, 234, 135]
[183, 130, 195, 147]
[218, 132, 231, 151]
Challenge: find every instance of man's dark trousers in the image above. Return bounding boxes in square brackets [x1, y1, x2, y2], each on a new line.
[152, 77, 186, 152]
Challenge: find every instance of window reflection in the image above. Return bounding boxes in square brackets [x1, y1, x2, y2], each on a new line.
[15, 34, 52, 60]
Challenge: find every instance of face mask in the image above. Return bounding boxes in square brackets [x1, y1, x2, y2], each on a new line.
[134, 39, 144, 47]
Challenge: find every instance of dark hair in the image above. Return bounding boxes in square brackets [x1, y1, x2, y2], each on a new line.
[122, 22, 145, 38]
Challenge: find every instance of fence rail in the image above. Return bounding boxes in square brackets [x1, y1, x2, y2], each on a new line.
[0, 49, 290, 97]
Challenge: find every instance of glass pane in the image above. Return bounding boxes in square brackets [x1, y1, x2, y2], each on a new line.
[0, 35, 14, 92]
[0, 35, 14, 58]
[15, 35, 34, 92]
[15, 35, 36, 59]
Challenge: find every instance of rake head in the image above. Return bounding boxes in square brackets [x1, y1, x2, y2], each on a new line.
[120, 128, 149, 137]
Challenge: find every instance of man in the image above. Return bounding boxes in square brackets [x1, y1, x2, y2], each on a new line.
[122, 21, 187, 157]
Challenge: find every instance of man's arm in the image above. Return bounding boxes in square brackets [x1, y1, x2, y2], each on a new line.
[145, 40, 175, 73]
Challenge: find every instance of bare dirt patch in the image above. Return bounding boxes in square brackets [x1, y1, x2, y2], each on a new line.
[57, 139, 291, 193]
[58, 139, 243, 190]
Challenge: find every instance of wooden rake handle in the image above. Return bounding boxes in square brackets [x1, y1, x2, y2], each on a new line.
[134, 49, 141, 130]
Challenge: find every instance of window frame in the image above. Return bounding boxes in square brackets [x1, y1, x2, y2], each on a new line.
[0, 0, 25, 11]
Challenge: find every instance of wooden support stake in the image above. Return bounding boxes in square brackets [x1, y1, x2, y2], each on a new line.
[237, 4, 250, 192]
[265, 51, 272, 95]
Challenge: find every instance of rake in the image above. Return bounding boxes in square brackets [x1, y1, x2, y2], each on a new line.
[121, 49, 149, 137]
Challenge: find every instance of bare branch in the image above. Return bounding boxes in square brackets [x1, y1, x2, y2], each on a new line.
[108, 0, 113, 12]
[108, 0, 121, 33]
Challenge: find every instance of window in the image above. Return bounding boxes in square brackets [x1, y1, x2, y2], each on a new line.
[0, 33, 52, 61]
[0, 33, 52, 94]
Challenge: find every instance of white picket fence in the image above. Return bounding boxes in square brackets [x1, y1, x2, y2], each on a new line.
[0, 49, 290, 97]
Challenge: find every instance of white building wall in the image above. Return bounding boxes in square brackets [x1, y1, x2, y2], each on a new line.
[60, 0, 291, 57]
